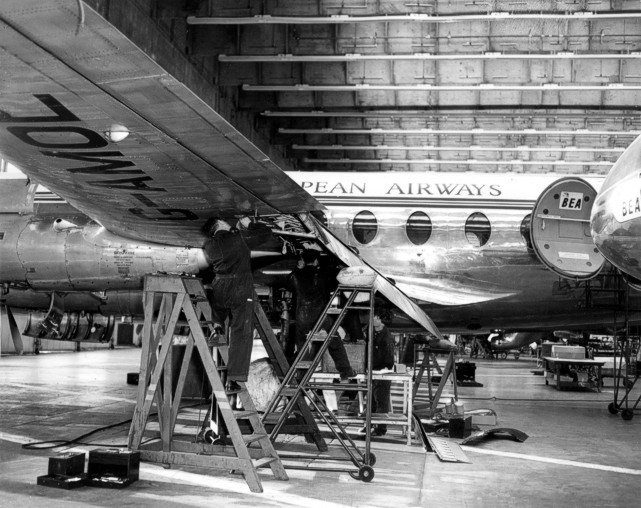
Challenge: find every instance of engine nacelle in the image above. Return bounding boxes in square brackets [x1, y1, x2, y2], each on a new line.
[0, 213, 208, 291]
[23, 309, 115, 343]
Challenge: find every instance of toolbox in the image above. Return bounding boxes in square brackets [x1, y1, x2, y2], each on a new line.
[550, 345, 586, 359]
[86, 449, 140, 488]
[48, 452, 86, 476]
[36, 452, 88, 490]
[448, 415, 472, 438]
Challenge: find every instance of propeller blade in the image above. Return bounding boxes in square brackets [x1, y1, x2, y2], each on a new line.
[1, 303, 24, 355]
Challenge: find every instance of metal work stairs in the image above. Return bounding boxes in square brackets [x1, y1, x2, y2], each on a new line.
[262, 283, 378, 482]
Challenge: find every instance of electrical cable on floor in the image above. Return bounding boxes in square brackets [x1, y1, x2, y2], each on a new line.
[21, 418, 132, 450]
[20, 399, 211, 451]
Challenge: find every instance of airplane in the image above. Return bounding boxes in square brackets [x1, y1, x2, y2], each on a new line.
[591, 134, 641, 283]
[2, 160, 636, 351]
[1, 2, 639, 356]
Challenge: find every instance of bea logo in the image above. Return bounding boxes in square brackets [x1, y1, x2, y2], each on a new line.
[559, 191, 583, 210]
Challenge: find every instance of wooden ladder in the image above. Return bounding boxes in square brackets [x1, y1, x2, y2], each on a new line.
[413, 350, 458, 418]
[128, 274, 287, 493]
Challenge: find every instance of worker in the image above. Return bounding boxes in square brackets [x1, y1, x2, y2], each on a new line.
[360, 309, 395, 437]
[202, 216, 270, 392]
[288, 249, 356, 381]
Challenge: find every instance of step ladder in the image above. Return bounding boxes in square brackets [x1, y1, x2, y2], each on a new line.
[262, 283, 378, 483]
[128, 275, 288, 493]
[413, 350, 458, 418]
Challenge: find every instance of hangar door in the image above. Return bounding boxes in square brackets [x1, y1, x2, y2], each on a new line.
[530, 177, 604, 280]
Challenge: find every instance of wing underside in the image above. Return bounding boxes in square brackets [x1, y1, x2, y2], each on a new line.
[0, 1, 322, 247]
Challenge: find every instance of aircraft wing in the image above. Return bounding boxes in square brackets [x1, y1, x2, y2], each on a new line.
[391, 275, 517, 306]
[0, 2, 322, 247]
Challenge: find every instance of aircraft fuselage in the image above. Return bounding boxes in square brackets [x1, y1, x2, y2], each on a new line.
[591, 135, 641, 282]
[288, 172, 637, 332]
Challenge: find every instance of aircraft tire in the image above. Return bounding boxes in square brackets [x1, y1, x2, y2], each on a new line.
[622, 409, 634, 421]
[608, 402, 619, 414]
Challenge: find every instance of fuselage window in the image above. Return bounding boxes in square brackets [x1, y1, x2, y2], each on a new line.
[406, 211, 432, 245]
[520, 214, 533, 249]
[352, 210, 378, 244]
[465, 212, 491, 247]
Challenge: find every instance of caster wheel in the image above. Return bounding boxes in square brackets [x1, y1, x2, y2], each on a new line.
[359, 465, 375, 482]
[622, 409, 634, 421]
[608, 402, 619, 415]
[364, 452, 376, 466]
[501, 353, 508, 360]
[203, 429, 216, 444]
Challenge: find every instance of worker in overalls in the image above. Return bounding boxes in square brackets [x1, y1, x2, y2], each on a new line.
[360, 309, 395, 437]
[202, 216, 270, 391]
[288, 249, 356, 381]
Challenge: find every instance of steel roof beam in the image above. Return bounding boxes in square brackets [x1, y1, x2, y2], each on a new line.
[221, 52, 641, 62]
[188, 12, 641, 25]
[302, 158, 613, 167]
[262, 110, 640, 119]
[279, 128, 641, 136]
[291, 144, 625, 153]
[244, 83, 641, 92]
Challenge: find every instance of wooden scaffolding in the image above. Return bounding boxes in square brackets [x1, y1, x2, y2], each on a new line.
[127, 274, 292, 493]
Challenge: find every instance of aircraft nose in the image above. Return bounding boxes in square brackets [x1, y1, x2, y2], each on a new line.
[590, 134, 641, 279]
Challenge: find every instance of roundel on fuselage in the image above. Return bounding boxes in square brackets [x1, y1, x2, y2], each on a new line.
[530, 177, 604, 280]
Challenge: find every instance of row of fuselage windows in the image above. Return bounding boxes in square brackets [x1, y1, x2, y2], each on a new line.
[349, 210, 533, 248]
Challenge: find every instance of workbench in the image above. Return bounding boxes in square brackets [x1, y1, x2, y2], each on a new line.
[542, 357, 605, 392]
[312, 371, 413, 445]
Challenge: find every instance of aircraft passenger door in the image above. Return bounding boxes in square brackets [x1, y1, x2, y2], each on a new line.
[530, 177, 604, 280]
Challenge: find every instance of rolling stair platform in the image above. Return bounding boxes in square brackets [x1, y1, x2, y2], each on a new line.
[262, 281, 379, 482]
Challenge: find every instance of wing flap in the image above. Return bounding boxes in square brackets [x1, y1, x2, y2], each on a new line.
[300, 214, 444, 339]
[392, 275, 517, 306]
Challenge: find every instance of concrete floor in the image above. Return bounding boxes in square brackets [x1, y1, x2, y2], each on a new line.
[1, 347, 640, 507]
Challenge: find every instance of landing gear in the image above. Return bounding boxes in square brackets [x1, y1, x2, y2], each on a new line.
[608, 402, 619, 414]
